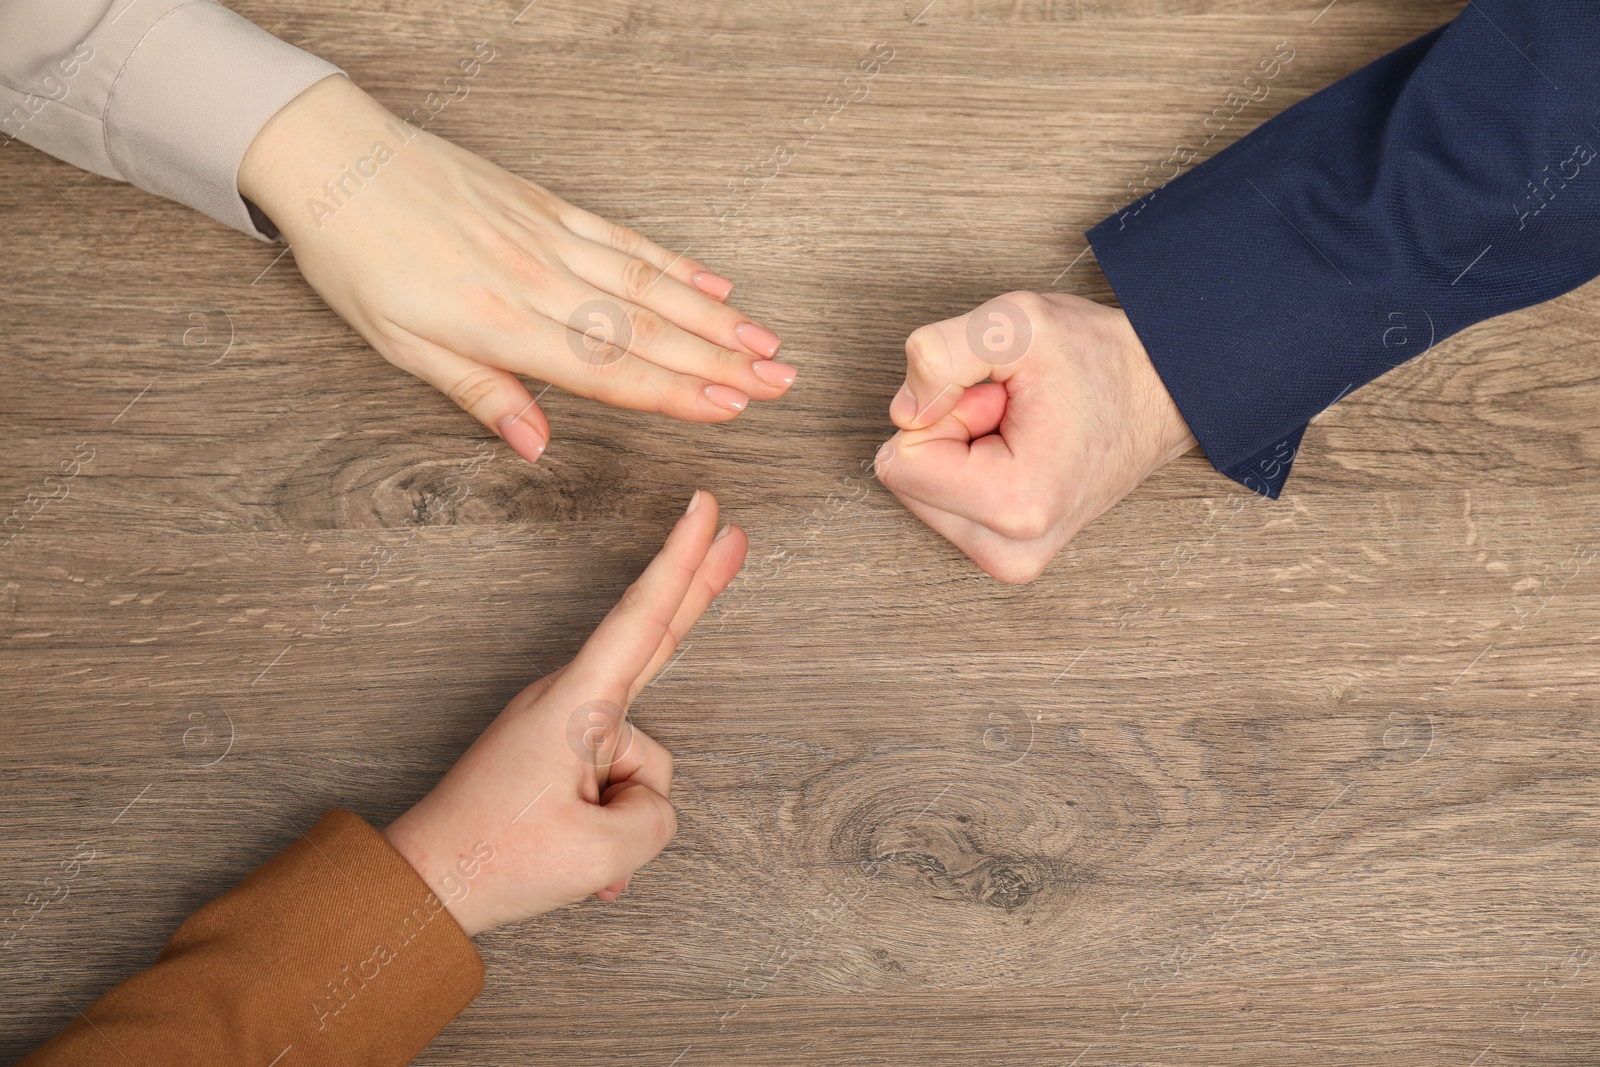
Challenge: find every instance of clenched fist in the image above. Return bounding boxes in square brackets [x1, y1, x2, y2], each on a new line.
[879, 292, 1196, 583]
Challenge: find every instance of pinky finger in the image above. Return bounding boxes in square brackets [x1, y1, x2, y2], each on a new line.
[893, 490, 1061, 585]
[402, 338, 551, 466]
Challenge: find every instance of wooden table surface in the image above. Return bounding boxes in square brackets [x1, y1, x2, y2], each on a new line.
[4, 1, 1598, 1063]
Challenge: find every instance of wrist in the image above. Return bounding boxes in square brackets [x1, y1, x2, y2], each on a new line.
[237, 73, 407, 242]
[382, 805, 493, 938]
[1114, 309, 1198, 470]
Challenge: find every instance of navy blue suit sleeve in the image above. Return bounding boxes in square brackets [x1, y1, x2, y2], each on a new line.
[1086, 1, 1600, 498]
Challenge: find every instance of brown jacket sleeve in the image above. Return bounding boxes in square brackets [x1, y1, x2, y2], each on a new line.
[20, 810, 484, 1067]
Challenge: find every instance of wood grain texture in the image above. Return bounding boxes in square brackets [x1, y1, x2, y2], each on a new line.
[4, 1, 1599, 1063]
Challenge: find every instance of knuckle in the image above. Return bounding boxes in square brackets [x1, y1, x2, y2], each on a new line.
[626, 307, 669, 350]
[640, 733, 674, 784]
[655, 801, 679, 847]
[520, 183, 558, 215]
[1001, 511, 1051, 543]
[608, 222, 644, 257]
[568, 298, 633, 365]
[631, 793, 676, 850]
[967, 291, 1046, 367]
[1000, 290, 1049, 319]
[481, 225, 553, 288]
[620, 257, 662, 303]
[990, 552, 1049, 584]
[444, 367, 505, 416]
[578, 358, 637, 405]
[904, 324, 949, 377]
[584, 342, 629, 372]
[873, 440, 901, 485]
[993, 495, 1054, 541]
[615, 581, 646, 615]
[373, 327, 429, 371]
[505, 252, 551, 291]
[459, 283, 523, 336]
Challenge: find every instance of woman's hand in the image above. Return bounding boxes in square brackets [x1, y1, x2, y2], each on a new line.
[238, 76, 795, 465]
[381, 490, 746, 936]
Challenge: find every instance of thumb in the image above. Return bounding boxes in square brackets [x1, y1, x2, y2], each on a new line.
[409, 342, 551, 465]
[891, 293, 1038, 432]
[587, 779, 678, 888]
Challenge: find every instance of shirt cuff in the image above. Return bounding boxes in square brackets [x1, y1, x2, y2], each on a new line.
[103, 1, 341, 239]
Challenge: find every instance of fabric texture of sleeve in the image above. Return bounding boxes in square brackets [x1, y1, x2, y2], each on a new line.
[19, 809, 484, 1067]
[1086, 0, 1600, 497]
[0, 0, 341, 239]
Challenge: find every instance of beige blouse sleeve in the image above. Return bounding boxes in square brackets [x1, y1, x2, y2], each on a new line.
[0, 0, 341, 238]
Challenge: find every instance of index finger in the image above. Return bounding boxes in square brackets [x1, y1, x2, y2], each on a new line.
[892, 293, 1038, 432]
[567, 490, 722, 691]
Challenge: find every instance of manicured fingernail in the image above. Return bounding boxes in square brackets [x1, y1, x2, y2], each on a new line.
[735, 322, 782, 359]
[714, 524, 730, 542]
[890, 383, 917, 425]
[751, 360, 797, 387]
[497, 413, 546, 464]
[686, 489, 703, 515]
[704, 384, 749, 412]
[692, 271, 734, 301]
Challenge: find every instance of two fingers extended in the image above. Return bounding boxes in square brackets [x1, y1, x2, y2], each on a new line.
[571, 489, 746, 695]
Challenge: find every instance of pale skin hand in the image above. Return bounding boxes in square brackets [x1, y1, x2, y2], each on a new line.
[238, 75, 796, 465]
[877, 292, 1198, 584]
[382, 490, 746, 936]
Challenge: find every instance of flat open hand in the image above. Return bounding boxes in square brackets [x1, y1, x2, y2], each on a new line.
[878, 291, 1197, 583]
[382, 490, 746, 935]
[239, 76, 795, 465]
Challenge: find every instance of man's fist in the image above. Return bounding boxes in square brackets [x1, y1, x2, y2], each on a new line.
[879, 292, 1196, 583]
